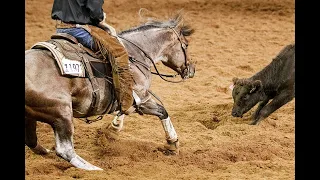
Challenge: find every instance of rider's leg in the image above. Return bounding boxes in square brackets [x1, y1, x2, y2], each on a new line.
[90, 27, 134, 114]
[56, 27, 96, 50]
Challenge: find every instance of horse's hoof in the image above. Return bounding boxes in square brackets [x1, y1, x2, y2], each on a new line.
[163, 140, 180, 155]
[30, 144, 51, 155]
[70, 155, 103, 171]
[105, 124, 120, 141]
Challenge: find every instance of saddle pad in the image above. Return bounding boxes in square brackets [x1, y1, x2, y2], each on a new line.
[31, 41, 86, 77]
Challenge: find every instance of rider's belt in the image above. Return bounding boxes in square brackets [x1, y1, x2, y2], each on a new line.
[55, 20, 92, 33]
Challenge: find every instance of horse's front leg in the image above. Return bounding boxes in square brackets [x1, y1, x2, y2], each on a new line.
[105, 112, 125, 141]
[139, 99, 179, 155]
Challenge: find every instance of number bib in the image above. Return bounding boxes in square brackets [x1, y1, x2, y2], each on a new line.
[61, 57, 85, 77]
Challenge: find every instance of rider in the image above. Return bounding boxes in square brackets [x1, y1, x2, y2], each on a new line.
[51, 0, 134, 115]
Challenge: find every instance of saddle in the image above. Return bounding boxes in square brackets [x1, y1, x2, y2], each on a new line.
[31, 33, 144, 121]
[32, 33, 110, 78]
[31, 33, 114, 116]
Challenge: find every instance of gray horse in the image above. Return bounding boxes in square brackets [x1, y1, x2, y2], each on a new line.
[25, 12, 195, 170]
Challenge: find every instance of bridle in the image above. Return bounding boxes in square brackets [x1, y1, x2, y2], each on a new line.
[118, 27, 191, 83]
[170, 27, 190, 78]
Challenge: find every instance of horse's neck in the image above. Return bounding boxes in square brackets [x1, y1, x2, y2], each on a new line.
[120, 29, 170, 66]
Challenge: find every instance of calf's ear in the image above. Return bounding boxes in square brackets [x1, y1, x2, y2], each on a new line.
[229, 77, 238, 90]
[249, 80, 262, 93]
[232, 77, 239, 84]
[229, 84, 235, 90]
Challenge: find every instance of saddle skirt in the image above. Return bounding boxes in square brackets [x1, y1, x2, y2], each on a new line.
[31, 33, 107, 78]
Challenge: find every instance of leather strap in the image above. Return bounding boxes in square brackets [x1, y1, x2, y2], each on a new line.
[79, 54, 101, 116]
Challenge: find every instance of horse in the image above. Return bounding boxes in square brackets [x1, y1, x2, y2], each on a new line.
[25, 12, 195, 170]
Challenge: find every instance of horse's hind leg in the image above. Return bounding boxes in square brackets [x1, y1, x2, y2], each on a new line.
[138, 99, 179, 155]
[25, 117, 51, 155]
[52, 114, 103, 170]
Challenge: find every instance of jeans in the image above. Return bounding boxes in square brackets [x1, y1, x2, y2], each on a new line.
[56, 27, 96, 50]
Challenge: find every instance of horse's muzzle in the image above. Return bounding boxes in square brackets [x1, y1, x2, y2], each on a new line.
[184, 63, 195, 79]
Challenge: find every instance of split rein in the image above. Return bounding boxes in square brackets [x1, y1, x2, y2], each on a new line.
[118, 28, 189, 83]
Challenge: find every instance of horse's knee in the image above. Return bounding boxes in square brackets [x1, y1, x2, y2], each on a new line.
[157, 105, 168, 119]
[139, 102, 168, 119]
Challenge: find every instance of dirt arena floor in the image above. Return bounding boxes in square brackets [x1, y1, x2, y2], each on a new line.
[25, 0, 295, 179]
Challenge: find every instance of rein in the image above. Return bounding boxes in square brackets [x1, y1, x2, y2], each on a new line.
[151, 71, 176, 77]
[118, 28, 188, 83]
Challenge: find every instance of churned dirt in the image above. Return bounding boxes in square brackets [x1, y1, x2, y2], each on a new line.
[25, 0, 295, 179]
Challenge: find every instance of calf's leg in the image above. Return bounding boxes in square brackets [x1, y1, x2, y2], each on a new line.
[250, 91, 294, 125]
[251, 99, 269, 123]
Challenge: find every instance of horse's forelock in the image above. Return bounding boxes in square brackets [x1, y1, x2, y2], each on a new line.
[181, 25, 195, 37]
[172, 10, 194, 37]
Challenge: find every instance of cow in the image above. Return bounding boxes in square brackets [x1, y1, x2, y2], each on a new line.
[230, 43, 295, 125]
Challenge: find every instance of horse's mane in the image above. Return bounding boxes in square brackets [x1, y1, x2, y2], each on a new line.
[119, 9, 194, 37]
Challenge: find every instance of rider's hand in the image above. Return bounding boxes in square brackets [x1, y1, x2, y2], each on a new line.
[98, 12, 117, 36]
[99, 22, 117, 36]
[102, 12, 107, 23]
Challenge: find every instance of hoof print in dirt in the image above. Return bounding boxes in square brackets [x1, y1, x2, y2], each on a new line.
[212, 116, 220, 122]
[157, 147, 179, 156]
